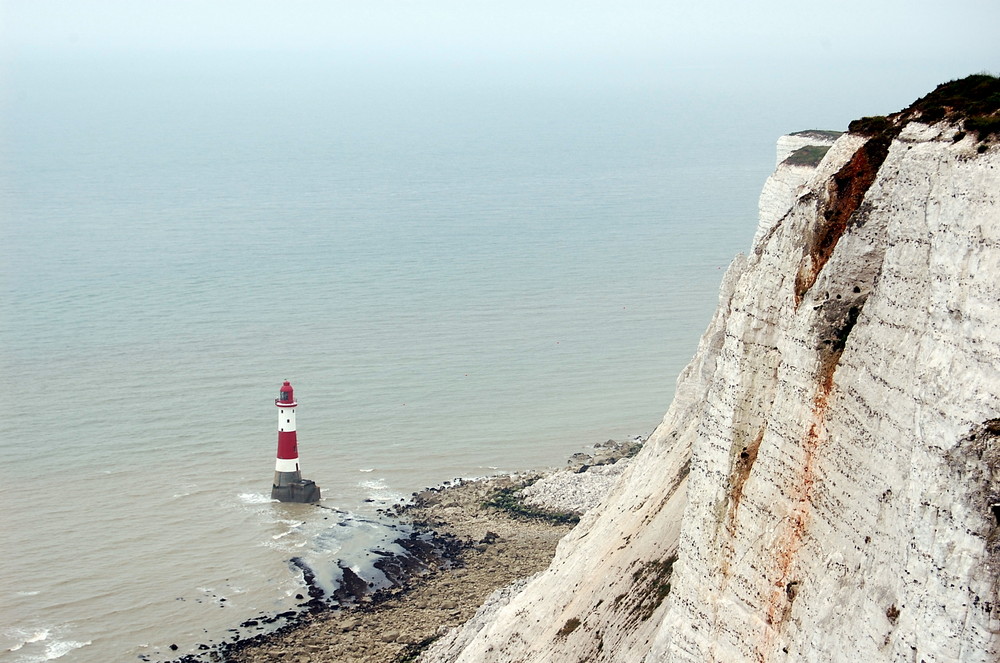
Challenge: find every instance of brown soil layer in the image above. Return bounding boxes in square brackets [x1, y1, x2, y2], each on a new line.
[226, 474, 574, 663]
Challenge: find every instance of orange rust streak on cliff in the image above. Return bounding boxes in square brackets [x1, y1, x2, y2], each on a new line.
[761, 370, 834, 657]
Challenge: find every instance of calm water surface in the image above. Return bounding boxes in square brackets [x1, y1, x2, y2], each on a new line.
[0, 54, 771, 661]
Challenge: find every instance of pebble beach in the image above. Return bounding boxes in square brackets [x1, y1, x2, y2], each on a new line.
[218, 439, 641, 663]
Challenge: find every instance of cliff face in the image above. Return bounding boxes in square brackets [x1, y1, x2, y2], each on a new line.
[421, 82, 1000, 663]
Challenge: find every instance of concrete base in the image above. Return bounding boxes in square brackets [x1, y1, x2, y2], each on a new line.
[272, 479, 321, 503]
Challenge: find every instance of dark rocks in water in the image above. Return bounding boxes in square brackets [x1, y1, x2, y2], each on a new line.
[332, 564, 370, 604]
[289, 557, 326, 605]
[372, 554, 409, 587]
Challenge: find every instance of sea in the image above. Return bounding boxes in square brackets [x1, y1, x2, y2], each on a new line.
[0, 51, 793, 661]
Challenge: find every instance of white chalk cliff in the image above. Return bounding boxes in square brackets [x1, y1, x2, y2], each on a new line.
[420, 81, 1000, 662]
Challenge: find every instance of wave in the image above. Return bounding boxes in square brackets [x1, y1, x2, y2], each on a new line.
[6, 627, 50, 651]
[358, 477, 405, 503]
[237, 492, 275, 505]
[358, 478, 387, 491]
[4, 627, 90, 662]
[44, 639, 92, 660]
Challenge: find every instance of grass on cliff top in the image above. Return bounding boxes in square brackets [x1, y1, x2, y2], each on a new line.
[850, 74, 1000, 141]
[783, 145, 832, 167]
[790, 130, 844, 141]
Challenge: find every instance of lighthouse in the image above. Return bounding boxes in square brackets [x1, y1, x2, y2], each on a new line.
[271, 380, 321, 503]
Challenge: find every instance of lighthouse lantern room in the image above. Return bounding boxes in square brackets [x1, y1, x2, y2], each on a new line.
[271, 380, 320, 503]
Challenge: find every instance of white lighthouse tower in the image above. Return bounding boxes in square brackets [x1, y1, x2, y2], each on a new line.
[271, 380, 320, 503]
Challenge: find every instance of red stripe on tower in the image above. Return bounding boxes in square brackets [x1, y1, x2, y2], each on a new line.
[276, 430, 298, 460]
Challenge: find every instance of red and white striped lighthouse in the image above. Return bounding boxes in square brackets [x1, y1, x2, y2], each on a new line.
[271, 380, 320, 503]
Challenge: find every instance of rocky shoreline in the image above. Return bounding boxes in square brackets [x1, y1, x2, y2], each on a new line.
[199, 439, 641, 663]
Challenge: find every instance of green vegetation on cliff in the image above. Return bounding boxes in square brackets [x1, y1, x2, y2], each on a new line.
[784, 145, 833, 167]
[850, 74, 1000, 143]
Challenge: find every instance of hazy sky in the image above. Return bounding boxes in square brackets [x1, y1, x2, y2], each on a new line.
[0, 1, 997, 140]
[2, 0, 998, 67]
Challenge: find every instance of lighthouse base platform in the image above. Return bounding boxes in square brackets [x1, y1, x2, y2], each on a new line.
[272, 479, 321, 503]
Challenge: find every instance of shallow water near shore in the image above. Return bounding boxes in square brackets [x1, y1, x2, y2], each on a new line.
[0, 53, 783, 662]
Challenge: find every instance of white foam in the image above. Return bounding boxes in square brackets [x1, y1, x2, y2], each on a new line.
[44, 639, 91, 660]
[5, 627, 92, 661]
[238, 492, 275, 504]
[358, 477, 404, 501]
[6, 627, 50, 651]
